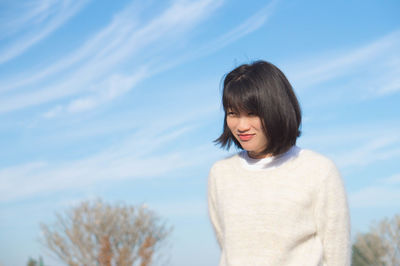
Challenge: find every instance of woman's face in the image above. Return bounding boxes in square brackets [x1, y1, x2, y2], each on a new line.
[226, 109, 269, 159]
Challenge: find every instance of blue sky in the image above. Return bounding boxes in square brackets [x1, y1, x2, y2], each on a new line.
[0, 0, 399, 265]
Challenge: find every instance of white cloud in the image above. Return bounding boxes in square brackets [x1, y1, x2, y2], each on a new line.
[285, 30, 400, 97]
[334, 136, 400, 168]
[0, 142, 171, 203]
[43, 105, 64, 118]
[0, 0, 224, 114]
[383, 173, 400, 185]
[66, 67, 149, 113]
[193, 1, 277, 57]
[111, 1, 277, 93]
[152, 200, 208, 218]
[0, 0, 276, 116]
[0, 4, 136, 93]
[0, 0, 91, 64]
[349, 185, 400, 208]
[0, 161, 48, 191]
[374, 58, 400, 95]
[300, 122, 400, 169]
[0, 119, 215, 203]
[67, 98, 97, 113]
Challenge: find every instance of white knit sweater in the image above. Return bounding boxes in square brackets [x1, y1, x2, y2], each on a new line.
[208, 147, 350, 266]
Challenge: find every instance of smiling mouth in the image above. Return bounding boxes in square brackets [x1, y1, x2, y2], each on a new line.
[238, 134, 254, 141]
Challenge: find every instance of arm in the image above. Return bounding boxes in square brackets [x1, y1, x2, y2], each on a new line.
[208, 167, 223, 249]
[314, 162, 351, 266]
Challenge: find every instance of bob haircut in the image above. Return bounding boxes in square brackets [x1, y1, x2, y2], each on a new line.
[215, 60, 301, 156]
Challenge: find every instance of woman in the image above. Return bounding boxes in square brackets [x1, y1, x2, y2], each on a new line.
[208, 60, 350, 266]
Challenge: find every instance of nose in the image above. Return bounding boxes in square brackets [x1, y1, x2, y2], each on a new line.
[237, 117, 251, 132]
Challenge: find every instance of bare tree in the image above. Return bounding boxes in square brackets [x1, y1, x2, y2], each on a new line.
[352, 214, 400, 266]
[377, 215, 400, 266]
[352, 232, 386, 266]
[40, 199, 171, 266]
[26, 257, 44, 266]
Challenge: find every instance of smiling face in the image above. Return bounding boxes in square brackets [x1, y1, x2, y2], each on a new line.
[226, 109, 269, 159]
[216, 61, 301, 156]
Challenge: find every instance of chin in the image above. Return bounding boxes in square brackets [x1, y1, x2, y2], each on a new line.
[243, 147, 256, 153]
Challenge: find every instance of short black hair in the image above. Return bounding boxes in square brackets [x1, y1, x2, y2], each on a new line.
[215, 60, 301, 156]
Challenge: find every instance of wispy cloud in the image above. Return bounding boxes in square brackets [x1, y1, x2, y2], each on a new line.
[126, 0, 278, 83]
[383, 173, 400, 185]
[0, 2, 140, 93]
[0, 0, 225, 114]
[194, 1, 277, 57]
[0, 0, 276, 116]
[0, 0, 276, 202]
[45, 67, 150, 117]
[152, 199, 208, 218]
[349, 185, 400, 208]
[300, 122, 400, 169]
[0, 122, 204, 202]
[0, 0, 91, 64]
[285, 30, 400, 97]
[349, 172, 400, 208]
[0, 97, 225, 203]
[334, 136, 400, 168]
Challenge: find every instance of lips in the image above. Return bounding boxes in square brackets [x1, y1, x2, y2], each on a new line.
[238, 134, 254, 141]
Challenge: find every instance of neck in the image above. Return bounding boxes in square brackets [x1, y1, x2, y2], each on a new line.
[247, 151, 272, 159]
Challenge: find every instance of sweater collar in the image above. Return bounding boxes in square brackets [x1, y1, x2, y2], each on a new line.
[239, 146, 302, 170]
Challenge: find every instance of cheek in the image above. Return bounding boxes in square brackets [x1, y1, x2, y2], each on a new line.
[253, 117, 262, 129]
[226, 117, 235, 132]
[253, 118, 263, 130]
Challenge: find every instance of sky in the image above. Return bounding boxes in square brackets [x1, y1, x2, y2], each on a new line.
[0, 0, 399, 265]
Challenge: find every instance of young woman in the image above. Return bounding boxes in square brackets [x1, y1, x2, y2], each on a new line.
[208, 60, 350, 266]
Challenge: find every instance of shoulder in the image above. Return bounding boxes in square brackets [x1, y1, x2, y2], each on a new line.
[209, 153, 240, 176]
[294, 148, 341, 180]
[297, 149, 336, 167]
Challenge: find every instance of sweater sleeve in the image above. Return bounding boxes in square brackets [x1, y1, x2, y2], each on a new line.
[314, 162, 351, 266]
[208, 166, 223, 249]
